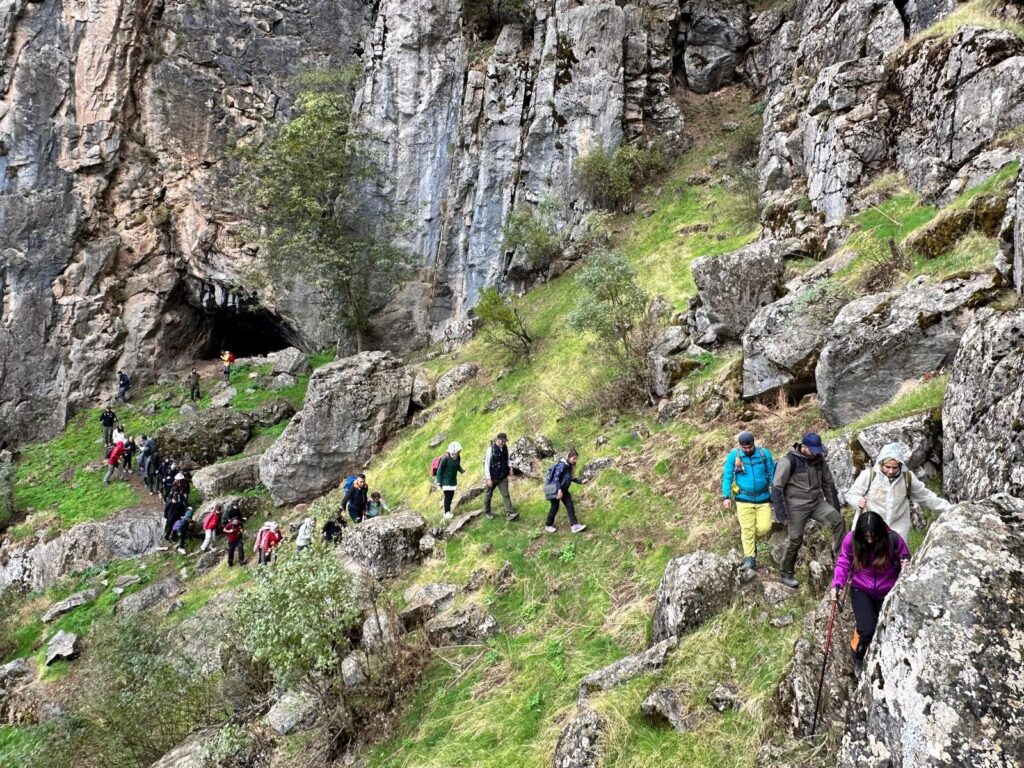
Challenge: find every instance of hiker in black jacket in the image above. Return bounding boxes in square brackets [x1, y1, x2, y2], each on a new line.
[342, 476, 369, 523]
[483, 432, 518, 521]
[163, 494, 186, 541]
[99, 407, 117, 447]
[771, 433, 846, 589]
[116, 370, 131, 403]
[544, 449, 589, 534]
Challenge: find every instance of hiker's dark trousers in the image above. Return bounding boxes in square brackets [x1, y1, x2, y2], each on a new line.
[164, 519, 178, 540]
[484, 476, 513, 516]
[850, 588, 885, 658]
[103, 426, 113, 445]
[227, 538, 245, 566]
[780, 498, 845, 574]
[190, 384, 200, 401]
[442, 490, 455, 515]
[546, 489, 578, 527]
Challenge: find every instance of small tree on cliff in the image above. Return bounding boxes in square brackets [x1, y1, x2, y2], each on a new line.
[238, 69, 408, 351]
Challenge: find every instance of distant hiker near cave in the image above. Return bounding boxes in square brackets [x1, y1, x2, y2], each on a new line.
[845, 442, 952, 545]
[220, 350, 235, 382]
[831, 511, 910, 673]
[187, 367, 201, 401]
[721, 430, 775, 571]
[116, 369, 132, 403]
[543, 448, 589, 534]
[483, 432, 518, 522]
[771, 433, 845, 589]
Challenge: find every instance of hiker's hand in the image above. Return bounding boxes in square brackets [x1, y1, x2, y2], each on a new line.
[722, 498, 732, 509]
[831, 588, 839, 603]
[486, 479, 493, 488]
[857, 497, 867, 510]
[581, 479, 590, 485]
[556, 489, 563, 500]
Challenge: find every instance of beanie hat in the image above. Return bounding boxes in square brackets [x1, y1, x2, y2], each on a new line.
[496, 432, 508, 442]
[737, 431, 755, 446]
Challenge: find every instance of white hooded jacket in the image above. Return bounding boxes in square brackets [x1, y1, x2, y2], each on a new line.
[844, 442, 952, 542]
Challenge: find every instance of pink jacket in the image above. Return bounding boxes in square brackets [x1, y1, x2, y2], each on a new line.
[831, 530, 910, 599]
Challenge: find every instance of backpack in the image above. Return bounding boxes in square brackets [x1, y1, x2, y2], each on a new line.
[227, 352, 236, 364]
[343, 475, 359, 493]
[430, 456, 444, 478]
[544, 461, 564, 500]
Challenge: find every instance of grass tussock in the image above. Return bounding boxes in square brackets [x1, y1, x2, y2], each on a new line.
[908, 0, 1024, 46]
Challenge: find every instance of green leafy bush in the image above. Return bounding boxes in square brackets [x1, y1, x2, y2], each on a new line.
[577, 143, 667, 211]
[502, 197, 564, 270]
[475, 287, 534, 359]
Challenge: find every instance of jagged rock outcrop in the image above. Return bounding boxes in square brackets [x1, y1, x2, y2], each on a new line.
[264, 690, 317, 736]
[816, 272, 1001, 426]
[641, 689, 696, 732]
[45, 630, 79, 666]
[192, 455, 261, 499]
[114, 576, 184, 616]
[259, 352, 417, 504]
[553, 706, 606, 768]
[153, 409, 253, 466]
[838, 495, 1024, 767]
[340, 511, 429, 581]
[652, 550, 738, 642]
[578, 636, 677, 701]
[943, 309, 1024, 502]
[435, 363, 479, 401]
[0, 508, 163, 593]
[680, 0, 751, 94]
[998, 165, 1024, 296]
[248, 398, 296, 429]
[41, 588, 101, 623]
[424, 603, 499, 646]
[400, 582, 458, 629]
[688, 240, 786, 344]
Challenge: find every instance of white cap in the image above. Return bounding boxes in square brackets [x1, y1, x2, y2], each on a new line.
[448, 441, 462, 453]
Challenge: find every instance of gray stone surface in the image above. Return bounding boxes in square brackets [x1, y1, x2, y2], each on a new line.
[400, 582, 458, 628]
[553, 706, 606, 768]
[361, 608, 406, 652]
[943, 309, 1024, 502]
[838, 496, 1024, 767]
[42, 588, 101, 623]
[341, 651, 370, 687]
[434, 363, 479, 400]
[578, 636, 677, 701]
[114, 577, 184, 616]
[264, 690, 317, 736]
[149, 730, 213, 768]
[260, 352, 417, 504]
[689, 240, 786, 343]
[816, 273, 1001, 426]
[192, 455, 261, 499]
[652, 550, 738, 642]
[154, 409, 252, 466]
[424, 604, 498, 646]
[509, 436, 540, 477]
[249, 398, 296, 429]
[681, 0, 751, 94]
[0, 508, 163, 593]
[340, 511, 428, 581]
[641, 688, 695, 731]
[267, 347, 310, 376]
[45, 630, 79, 666]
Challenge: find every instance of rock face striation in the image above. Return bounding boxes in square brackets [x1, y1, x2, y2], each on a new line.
[837, 495, 1024, 767]
[259, 352, 419, 504]
[943, 309, 1024, 502]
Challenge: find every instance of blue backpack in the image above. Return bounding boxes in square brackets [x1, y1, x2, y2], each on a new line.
[343, 475, 359, 494]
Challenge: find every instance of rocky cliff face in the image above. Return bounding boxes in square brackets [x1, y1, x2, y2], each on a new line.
[0, 0, 371, 444]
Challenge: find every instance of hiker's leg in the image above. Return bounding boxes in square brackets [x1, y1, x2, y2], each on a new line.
[736, 502, 757, 558]
[546, 498, 559, 527]
[163, 520, 174, 540]
[754, 503, 772, 544]
[103, 426, 112, 445]
[104, 465, 114, 484]
[850, 589, 881, 658]
[497, 477, 514, 516]
[202, 530, 213, 550]
[562, 490, 579, 527]
[810, 499, 846, 555]
[781, 503, 811, 574]
[482, 483, 495, 516]
[348, 507, 361, 524]
[443, 490, 455, 515]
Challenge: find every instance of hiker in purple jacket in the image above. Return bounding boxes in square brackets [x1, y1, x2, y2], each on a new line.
[831, 511, 910, 672]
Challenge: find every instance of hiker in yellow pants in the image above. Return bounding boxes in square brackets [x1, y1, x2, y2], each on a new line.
[721, 431, 777, 571]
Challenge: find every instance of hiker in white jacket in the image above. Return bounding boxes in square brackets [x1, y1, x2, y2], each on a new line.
[845, 442, 952, 543]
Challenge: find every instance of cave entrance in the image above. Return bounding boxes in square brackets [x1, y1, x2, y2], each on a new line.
[197, 302, 295, 359]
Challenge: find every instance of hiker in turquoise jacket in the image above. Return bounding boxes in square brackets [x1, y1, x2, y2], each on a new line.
[721, 430, 776, 571]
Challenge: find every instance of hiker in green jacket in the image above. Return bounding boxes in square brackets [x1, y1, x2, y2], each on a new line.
[437, 442, 464, 521]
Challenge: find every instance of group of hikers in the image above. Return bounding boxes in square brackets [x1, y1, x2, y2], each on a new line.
[720, 430, 952, 669]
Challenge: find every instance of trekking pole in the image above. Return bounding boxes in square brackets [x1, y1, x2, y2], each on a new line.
[810, 598, 838, 737]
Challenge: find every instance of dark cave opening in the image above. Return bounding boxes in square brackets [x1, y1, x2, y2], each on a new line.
[197, 302, 296, 359]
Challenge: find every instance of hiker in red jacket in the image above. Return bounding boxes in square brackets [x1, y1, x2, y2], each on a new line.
[103, 441, 125, 484]
[255, 521, 282, 564]
[223, 516, 245, 566]
[200, 503, 222, 552]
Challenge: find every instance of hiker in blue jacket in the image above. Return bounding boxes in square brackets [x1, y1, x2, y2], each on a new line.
[544, 449, 590, 534]
[721, 430, 776, 571]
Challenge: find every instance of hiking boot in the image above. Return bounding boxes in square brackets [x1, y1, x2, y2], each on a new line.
[852, 654, 865, 676]
[544, 526, 557, 533]
[485, 512, 495, 520]
[780, 572, 800, 589]
[506, 512, 520, 522]
[443, 512, 454, 521]
[741, 556, 756, 571]
[571, 524, 587, 534]
[176, 547, 186, 555]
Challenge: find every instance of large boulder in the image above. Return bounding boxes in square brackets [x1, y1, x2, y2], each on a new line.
[0, 508, 163, 593]
[652, 550, 738, 642]
[943, 308, 1024, 502]
[434, 362, 478, 400]
[259, 352, 417, 504]
[264, 690, 317, 735]
[45, 630, 79, 666]
[816, 273, 1001, 426]
[266, 347, 310, 376]
[688, 240, 786, 343]
[192, 455, 261, 499]
[681, 0, 751, 93]
[340, 511, 428, 581]
[248, 398, 296, 429]
[742, 281, 848, 400]
[400, 582, 458, 628]
[153, 409, 252, 465]
[424, 603, 498, 646]
[837, 495, 1024, 767]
